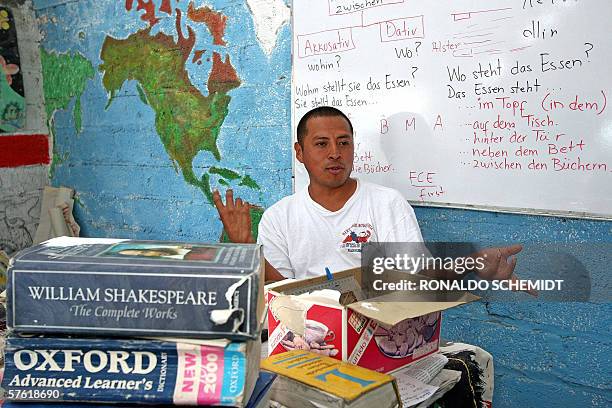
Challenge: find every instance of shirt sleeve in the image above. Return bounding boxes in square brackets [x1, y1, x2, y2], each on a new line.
[380, 198, 431, 267]
[256, 209, 295, 279]
[383, 199, 424, 243]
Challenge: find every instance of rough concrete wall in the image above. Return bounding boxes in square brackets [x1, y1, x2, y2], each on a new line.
[416, 207, 611, 407]
[0, 0, 48, 254]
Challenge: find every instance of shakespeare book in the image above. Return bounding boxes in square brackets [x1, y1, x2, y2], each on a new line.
[7, 237, 264, 340]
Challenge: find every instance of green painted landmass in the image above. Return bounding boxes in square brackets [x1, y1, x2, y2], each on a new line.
[40, 48, 95, 174]
[74, 98, 82, 130]
[99, 28, 241, 201]
[50, 151, 69, 180]
[210, 166, 240, 180]
[41, 48, 95, 134]
[239, 175, 260, 190]
[201, 172, 213, 203]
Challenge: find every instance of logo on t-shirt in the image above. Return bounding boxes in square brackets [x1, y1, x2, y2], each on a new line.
[340, 223, 374, 253]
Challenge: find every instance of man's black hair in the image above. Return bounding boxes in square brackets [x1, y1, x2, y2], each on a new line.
[296, 106, 353, 147]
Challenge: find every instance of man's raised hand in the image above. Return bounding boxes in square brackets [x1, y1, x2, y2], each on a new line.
[474, 244, 537, 297]
[212, 189, 255, 244]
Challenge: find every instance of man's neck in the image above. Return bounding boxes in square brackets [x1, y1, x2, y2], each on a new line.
[308, 178, 358, 212]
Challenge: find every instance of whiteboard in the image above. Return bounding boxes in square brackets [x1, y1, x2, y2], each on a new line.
[291, 0, 612, 219]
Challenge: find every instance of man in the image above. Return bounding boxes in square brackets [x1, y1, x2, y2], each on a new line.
[214, 106, 528, 291]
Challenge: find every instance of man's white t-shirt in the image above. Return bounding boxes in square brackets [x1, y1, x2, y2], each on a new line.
[257, 180, 424, 279]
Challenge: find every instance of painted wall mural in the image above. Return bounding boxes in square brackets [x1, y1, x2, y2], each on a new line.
[36, 0, 291, 241]
[98, 7, 251, 203]
[0, 7, 25, 133]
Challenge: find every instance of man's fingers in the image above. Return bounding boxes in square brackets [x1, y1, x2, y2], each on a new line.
[501, 255, 518, 278]
[212, 189, 225, 212]
[501, 244, 523, 257]
[235, 198, 243, 208]
[511, 274, 538, 297]
[213, 192, 231, 229]
[240, 205, 248, 225]
[242, 202, 253, 240]
[240, 204, 253, 243]
[510, 274, 519, 290]
[225, 189, 235, 210]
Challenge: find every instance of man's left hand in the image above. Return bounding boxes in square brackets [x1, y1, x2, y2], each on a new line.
[212, 189, 255, 244]
[472, 244, 537, 296]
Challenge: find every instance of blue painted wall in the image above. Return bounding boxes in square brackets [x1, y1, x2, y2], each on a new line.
[417, 207, 611, 407]
[33, 0, 610, 406]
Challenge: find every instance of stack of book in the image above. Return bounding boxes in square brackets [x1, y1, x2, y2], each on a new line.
[2, 237, 272, 407]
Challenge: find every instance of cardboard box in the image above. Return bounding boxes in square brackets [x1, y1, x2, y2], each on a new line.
[266, 268, 478, 373]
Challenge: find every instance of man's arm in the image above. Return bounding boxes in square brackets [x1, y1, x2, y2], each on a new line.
[382, 199, 535, 295]
[212, 189, 286, 283]
[421, 244, 537, 296]
[265, 260, 285, 282]
[421, 244, 520, 280]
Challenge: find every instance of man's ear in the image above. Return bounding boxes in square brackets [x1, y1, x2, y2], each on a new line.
[294, 141, 304, 163]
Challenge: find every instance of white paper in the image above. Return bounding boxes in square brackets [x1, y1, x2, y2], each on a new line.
[296, 289, 341, 303]
[41, 237, 128, 247]
[392, 353, 450, 407]
[394, 373, 439, 407]
[142, 337, 231, 347]
[397, 353, 448, 383]
[34, 186, 80, 244]
[49, 206, 71, 236]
